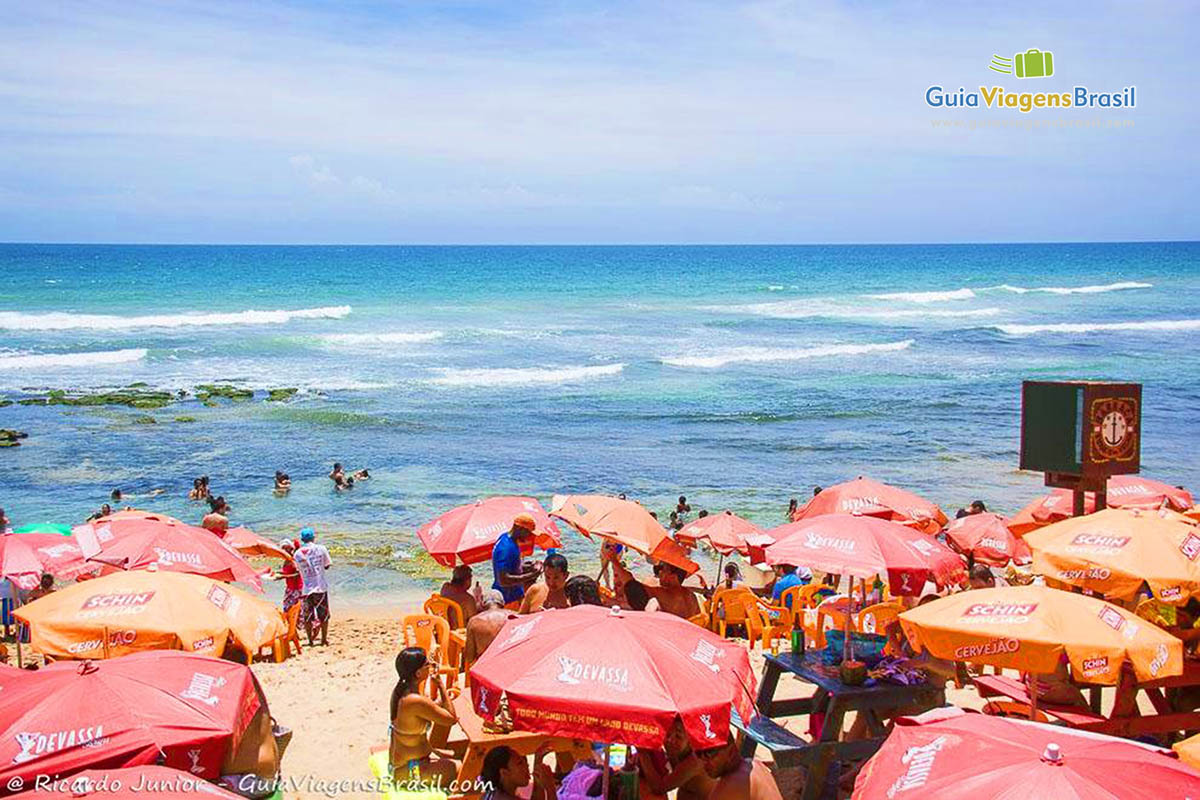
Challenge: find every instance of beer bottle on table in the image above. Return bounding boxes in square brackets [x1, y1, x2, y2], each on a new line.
[790, 614, 804, 656]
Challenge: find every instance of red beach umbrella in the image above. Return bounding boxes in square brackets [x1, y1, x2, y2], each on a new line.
[0, 652, 264, 786]
[853, 706, 1200, 799]
[550, 495, 699, 575]
[765, 515, 965, 596]
[10, 766, 243, 799]
[73, 517, 263, 591]
[943, 513, 1031, 567]
[1009, 476, 1194, 535]
[676, 511, 773, 556]
[220, 527, 290, 562]
[0, 534, 93, 587]
[792, 477, 948, 534]
[469, 605, 755, 749]
[416, 497, 563, 568]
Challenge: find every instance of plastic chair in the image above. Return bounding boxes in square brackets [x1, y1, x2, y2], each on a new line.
[423, 594, 466, 631]
[857, 601, 903, 635]
[401, 614, 461, 688]
[812, 595, 852, 649]
[258, 604, 302, 663]
[711, 588, 760, 639]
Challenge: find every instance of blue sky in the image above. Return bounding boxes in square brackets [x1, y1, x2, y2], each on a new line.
[0, 0, 1195, 244]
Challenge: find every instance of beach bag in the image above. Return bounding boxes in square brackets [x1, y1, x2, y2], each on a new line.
[557, 762, 604, 800]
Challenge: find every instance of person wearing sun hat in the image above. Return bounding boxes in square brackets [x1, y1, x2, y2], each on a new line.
[491, 513, 542, 605]
[294, 526, 333, 646]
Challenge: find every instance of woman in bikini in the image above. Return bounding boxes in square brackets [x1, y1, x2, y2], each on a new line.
[388, 648, 459, 787]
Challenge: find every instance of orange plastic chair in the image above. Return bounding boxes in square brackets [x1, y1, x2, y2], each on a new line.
[711, 588, 760, 639]
[754, 596, 794, 650]
[401, 613, 461, 687]
[258, 604, 302, 663]
[857, 601, 903, 635]
[812, 595, 852, 649]
[424, 593, 467, 631]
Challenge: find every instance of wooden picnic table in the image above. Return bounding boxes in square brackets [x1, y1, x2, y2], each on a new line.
[739, 651, 944, 800]
[444, 694, 593, 796]
[973, 658, 1200, 739]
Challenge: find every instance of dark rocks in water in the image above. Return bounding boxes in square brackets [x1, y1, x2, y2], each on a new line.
[0, 429, 28, 447]
[266, 387, 299, 402]
[195, 384, 254, 402]
[131, 415, 157, 425]
[14, 388, 175, 409]
[173, 416, 197, 423]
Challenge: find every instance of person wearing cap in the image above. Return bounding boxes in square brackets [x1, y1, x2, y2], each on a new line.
[295, 527, 333, 646]
[491, 515, 541, 605]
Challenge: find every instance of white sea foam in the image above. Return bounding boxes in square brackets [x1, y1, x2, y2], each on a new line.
[997, 319, 1200, 336]
[0, 306, 351, 331]
[427, 363, 625, 387]
[661, 339, 914, 369]
[0, 348, 148, 369]
[715, 301, 1000, 320]
[991, 281, 1153, 295]
[868, 288, 975, 303]
[321, 331, 444, 345]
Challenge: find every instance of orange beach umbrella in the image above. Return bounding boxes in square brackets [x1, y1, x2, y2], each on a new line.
[1025, 507, 1200, 605]
[73, 514, 263, 590]
[854, 707, 1200, 799]
[550, 494, 698, 575]
[899, 585, 1183, 685]
[792, 477, 948, 535]
[676, 511, 773, 556]
[943, 513, 1031, 568]
[417, 496, 562, 567]
[15, 569, 285, 660]
[221, 526, 292, 561]
[1009, 476, 1194, 536]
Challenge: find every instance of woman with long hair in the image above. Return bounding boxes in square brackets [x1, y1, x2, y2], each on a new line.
[388, 647, 458, 787]
[480, 745, 556, 800]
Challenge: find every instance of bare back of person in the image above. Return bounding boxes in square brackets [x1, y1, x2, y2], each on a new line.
[465, 608, 515, 665]
[440, 583, 478, 622]
[651, 585, 700, 619]
[519, 582, 569, 613]
[708, 759, 782, 800]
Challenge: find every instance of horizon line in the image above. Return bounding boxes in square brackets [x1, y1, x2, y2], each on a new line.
[1, 239, 1197, 248]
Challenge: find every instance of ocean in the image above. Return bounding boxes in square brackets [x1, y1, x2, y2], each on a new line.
[1, 242, 1198, 602]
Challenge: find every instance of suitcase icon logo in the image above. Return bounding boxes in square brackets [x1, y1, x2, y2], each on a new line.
[989, 49, 1054, 78]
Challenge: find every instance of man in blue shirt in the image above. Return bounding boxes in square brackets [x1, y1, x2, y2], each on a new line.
[492, 514, 541, 604]
[771, 563, 811, 609]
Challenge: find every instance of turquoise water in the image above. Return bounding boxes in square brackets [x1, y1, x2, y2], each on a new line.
[1, 243, 1198, 600]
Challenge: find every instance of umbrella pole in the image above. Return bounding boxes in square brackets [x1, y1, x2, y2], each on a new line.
[713, 553, 725, 590]
[843, 581, 855, 663]
[1027, 672, 1039, 720]
[14, 593, 22, 668]
[602, 744, 611, 800]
